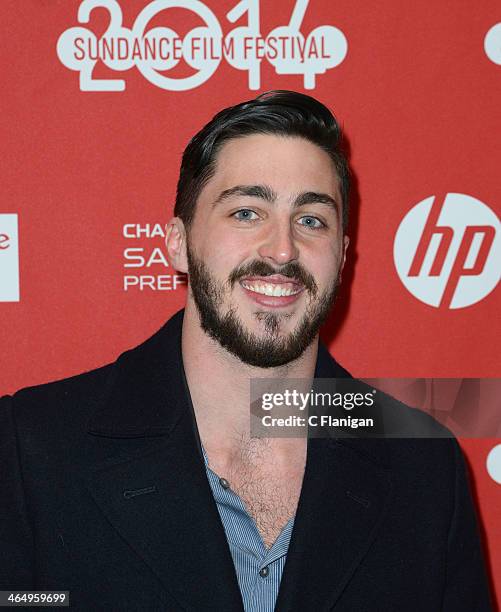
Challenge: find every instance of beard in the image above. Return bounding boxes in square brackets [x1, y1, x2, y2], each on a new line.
[186, 243, 340, 368]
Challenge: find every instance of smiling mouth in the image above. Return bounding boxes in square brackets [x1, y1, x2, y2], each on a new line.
[239, 275, 304, 297]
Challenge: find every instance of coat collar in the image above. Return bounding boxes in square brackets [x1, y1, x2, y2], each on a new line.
[87, 308, 389, 468]
[86, 309, 393, 610]
[87, 308, 188, 438]
[89, 308, 354, 439]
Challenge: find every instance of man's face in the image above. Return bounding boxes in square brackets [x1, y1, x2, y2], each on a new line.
[185, 134, 348, 368]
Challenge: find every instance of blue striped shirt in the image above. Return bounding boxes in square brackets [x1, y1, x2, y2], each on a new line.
[202, 446, 294, 612]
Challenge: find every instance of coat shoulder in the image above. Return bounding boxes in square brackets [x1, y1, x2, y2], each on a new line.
[3, 362, 117, 434]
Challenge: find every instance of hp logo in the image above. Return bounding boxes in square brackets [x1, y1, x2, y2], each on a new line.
[394, 193, 500, 309]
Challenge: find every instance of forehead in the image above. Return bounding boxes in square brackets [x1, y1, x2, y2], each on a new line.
[204, 134, 340, 201]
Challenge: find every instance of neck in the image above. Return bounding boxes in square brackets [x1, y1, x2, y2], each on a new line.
[181, 300, 318, 462]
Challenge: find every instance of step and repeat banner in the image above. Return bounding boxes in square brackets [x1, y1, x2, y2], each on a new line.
[2, 0, 500, 604]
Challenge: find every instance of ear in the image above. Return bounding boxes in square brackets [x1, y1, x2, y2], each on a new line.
[339, 234, 350, 278]
[165, 217, 188, 273]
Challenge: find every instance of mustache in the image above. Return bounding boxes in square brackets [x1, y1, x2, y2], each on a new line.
[228, 260, 318, 296]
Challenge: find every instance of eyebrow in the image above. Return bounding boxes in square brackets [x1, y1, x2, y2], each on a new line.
[212, 184, 277, 206]
[293, 191, 339, 212]
[212, 184, 339, 212]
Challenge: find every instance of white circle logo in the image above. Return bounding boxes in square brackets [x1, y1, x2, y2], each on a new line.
[487, 444, 501, 485]
[394, 193, 500, 309]
[485, 22, 501, 65]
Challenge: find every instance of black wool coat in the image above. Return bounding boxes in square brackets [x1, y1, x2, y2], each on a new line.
[0, 310, 493, 611]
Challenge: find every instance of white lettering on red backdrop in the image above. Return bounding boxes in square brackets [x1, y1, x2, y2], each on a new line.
[122, 223, 187, 291]
[393, 193, 500, 309]
[0, 214, 20, 302]
[56, 0, 348, 91]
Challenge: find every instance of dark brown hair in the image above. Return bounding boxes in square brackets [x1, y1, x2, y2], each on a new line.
[174, 90, 350, 230]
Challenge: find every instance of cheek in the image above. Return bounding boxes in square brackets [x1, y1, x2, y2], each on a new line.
[304, 246, 342, 282]
[206, 228, 256, 263]
[193, 231, 255, 279]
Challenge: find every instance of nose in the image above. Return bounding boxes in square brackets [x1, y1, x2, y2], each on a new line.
[257, 219, 300, 265]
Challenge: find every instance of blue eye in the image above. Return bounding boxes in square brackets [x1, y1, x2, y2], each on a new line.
[298, 216, 324, 229]
[233, 209, 259, 221]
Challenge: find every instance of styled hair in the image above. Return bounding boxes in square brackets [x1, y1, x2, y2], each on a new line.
[174, 90, 350, 230]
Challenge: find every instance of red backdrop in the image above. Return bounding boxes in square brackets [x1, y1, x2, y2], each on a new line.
[2, 0, 500, 605]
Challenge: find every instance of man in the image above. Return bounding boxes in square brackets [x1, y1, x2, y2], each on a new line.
[0, 91, 492, 610]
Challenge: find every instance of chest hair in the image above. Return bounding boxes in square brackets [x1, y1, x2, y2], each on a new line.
[210, 438, 306, 549]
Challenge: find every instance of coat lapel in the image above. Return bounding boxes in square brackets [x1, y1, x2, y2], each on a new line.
[275, 437, 393, 611]
[275, 343, 394, 611]
[86, 311, 393, 611]
[86, 310, 244, 611]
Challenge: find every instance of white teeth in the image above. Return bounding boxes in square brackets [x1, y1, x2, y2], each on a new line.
[241, 281, 300, 297]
